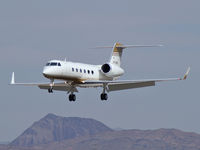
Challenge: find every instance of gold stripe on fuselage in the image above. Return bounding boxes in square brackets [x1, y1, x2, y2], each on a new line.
[43, 74, 87, 83]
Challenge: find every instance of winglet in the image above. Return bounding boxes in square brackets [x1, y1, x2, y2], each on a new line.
[182, 67, 190, 80]
[11, 72, 15, 84]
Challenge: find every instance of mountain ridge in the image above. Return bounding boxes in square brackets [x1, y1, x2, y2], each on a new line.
[10, 113, 112, 146]
[1, 113, 200, 150]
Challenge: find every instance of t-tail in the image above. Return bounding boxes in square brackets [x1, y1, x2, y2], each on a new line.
[109, 42, 163, 67]
[110, 42, 123, 66]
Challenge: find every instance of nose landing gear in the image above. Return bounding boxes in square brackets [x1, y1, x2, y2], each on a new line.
[48, 88, 53, 93]
[48, 79, 54, 93]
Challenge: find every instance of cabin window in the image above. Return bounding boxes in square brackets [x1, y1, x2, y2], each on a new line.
[80, 69, 82, 73]
[72, 68, 74, 72]
[58, 63, 61, 66]
[91, 70, 94, 74]
[88, 70, 90, 74]
[76, 68, 78, 72]
[84, 69, 86, 73]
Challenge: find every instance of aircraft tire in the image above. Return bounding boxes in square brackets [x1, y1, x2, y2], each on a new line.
[69, 94, 76, 101]
[72, 94, 76, 101]
[100, 93, 108, 101]
[104, 93, 108, 100]
[48, 88, 53, 93]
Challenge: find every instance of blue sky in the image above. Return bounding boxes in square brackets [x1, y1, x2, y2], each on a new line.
[0, 0, 199, 141]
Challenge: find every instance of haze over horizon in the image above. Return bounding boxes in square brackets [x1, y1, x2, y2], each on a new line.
[0, 0, 199, 142]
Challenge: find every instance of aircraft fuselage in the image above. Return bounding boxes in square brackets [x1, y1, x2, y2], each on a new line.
[42, 60, 124, 83]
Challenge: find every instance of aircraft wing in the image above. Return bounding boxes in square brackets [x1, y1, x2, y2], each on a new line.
[105, 78, 178, 92]
[38, 83, 78, 92]
[79, 67, 190, 92]
[10, 72, 78, 92]
[11, 82, 78, 92]
[10, 67, 190, 92]
[78, 78, 175, 92]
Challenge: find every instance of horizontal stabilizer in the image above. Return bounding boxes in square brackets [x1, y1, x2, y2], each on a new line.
[93, 44, 163, 49]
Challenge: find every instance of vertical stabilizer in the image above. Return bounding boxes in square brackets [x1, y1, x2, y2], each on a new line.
[109, 42, 124, 66]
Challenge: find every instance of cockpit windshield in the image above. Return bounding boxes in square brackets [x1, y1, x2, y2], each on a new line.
[46, 62, 61, 66]
[50, 62, 57, 66]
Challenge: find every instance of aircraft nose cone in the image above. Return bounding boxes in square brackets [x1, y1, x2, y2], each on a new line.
[43, 68, 51, 77]
[43, 70, 47, 75]
[43, 69, 46, 75]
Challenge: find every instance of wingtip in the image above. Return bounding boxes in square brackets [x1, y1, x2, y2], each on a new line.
[10, 72, 15, 84]
[183, 67, 190, 80]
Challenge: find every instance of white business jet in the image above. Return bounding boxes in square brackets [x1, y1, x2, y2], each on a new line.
[10, 42, 190, 101]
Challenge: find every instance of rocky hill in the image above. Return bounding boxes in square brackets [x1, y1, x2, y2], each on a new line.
[10, 113, 112, 146]
[20, 128, 200, 150]
[1, 114, 200, 150]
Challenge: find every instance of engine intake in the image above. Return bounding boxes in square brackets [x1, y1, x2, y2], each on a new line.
[101, 63, 111, 73]
[100, 63, 124, 78]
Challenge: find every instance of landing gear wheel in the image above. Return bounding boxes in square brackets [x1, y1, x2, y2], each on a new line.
[100, 93, 104, 100]
[104, 94, 108, 100]
[100, 93, 108, 101]
[48, 88, 53, 93]
[69, 94, 76, 101]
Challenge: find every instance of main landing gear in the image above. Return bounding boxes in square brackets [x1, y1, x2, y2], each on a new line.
[100, 83, 108, 101]
[48, 87, 53, 93]
[101, 93, 108, 101]
[69, 93, 76, 102]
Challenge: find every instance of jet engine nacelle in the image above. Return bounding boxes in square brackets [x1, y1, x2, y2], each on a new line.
[101, 63, 124, 78]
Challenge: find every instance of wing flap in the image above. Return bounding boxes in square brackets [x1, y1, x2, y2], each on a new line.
[38, 83, 78, 92]
[108, 81, 155, 91]
[81, 75, 186, 92]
